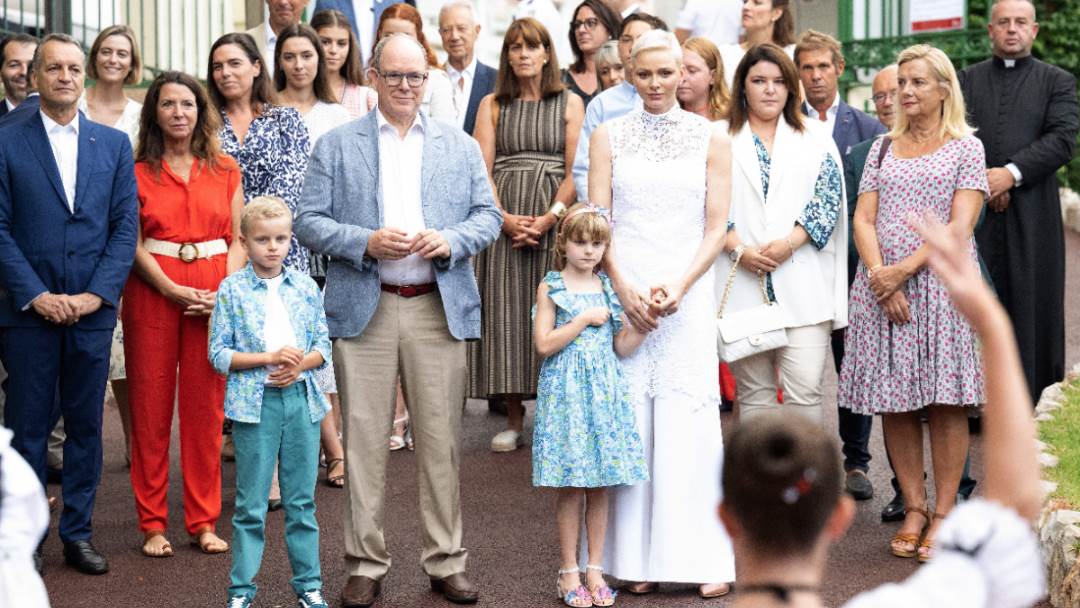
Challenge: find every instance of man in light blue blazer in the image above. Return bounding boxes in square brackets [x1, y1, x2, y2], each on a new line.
[294, 34, 499, 608]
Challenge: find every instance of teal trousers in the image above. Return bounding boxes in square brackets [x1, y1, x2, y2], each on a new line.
[228, 383, 321, 598]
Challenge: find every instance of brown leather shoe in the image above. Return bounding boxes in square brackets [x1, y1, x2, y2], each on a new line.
[341, 575, 381, 607]
[429, 572, 479, 604]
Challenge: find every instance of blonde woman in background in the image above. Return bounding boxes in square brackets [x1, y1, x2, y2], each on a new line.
[592, 40, 624, 91]
[81, 24, 144, 465]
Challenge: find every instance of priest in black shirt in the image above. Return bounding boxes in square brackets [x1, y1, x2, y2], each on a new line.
[958, 0, 1079, 402]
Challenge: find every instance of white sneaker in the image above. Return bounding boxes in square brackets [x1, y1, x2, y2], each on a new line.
[490, 429, 523, 452]
[297, 589, 329, 608]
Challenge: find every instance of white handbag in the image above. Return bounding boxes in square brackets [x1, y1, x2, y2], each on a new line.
[716, 250, 789, 362]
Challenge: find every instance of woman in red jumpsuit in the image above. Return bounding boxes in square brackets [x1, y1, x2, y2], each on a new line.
[123, 71, 246, 558]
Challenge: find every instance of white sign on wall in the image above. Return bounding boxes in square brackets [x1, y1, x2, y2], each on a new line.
[906, 0, 966, 34]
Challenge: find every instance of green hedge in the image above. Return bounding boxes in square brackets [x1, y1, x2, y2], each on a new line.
[969, 0, 1080, 191]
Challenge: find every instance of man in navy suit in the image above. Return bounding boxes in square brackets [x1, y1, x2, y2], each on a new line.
[795, 30, 886, 502]
[312, 0, 415, 68]
[438, 0, 496, 135]
[0, 33, 137, 575]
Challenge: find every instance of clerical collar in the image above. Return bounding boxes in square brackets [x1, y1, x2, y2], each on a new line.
[993, 54, 1032, 70]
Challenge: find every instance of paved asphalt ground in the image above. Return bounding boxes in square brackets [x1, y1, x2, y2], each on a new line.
[41, 230, 1079, 608]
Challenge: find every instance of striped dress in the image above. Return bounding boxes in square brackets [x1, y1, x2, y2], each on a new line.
[469, 90, 569, 398]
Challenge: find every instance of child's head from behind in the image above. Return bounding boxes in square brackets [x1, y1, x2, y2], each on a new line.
[240, 196, 292, 276]
[554, 203, 612, 272]
[720, 415, 852, 560]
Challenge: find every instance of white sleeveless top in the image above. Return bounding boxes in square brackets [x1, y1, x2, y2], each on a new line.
[608, 106, 719, 409]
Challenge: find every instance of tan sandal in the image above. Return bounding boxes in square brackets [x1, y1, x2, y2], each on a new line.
[890, 506, 930, 558]
[142, 531, 174, 558]
[191, 526, 229, 554]
[917, 511, 946, 563]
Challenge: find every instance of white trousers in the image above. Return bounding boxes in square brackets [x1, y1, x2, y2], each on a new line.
[600, 392, 736, 584]
[730, 321, 833, 424]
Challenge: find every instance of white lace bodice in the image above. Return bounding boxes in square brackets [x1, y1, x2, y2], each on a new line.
[608, 107, 719, 408]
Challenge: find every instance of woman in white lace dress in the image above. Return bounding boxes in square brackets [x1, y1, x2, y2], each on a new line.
[588, 30, 735, 597]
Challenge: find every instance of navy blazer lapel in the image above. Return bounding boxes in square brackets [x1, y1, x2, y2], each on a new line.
[833, 102, 854, 154]
[465, 63, 494, 133]
[73, 115, 95, 212]
[23, 114, 68, 210]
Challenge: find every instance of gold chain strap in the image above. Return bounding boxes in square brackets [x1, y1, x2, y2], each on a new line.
[717, 249, 772, 319]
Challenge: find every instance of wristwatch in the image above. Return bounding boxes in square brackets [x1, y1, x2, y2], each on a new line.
[549, 201, 568, 218]
[729, 244, 746, 262]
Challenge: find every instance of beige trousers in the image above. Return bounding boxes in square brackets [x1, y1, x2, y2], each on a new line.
[335, 291, 468, 580]
[730, 321, 833, 424]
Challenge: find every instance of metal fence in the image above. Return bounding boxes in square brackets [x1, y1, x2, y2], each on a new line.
[0, 0, 239, 81]
[838, 0, 990, 95]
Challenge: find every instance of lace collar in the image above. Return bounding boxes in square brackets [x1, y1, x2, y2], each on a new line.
[639, 104, 683, 127]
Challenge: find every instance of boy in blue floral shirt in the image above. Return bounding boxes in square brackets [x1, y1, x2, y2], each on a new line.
[209, 196, 332, 608]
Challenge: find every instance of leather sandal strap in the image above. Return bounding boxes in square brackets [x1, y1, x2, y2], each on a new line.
[907, 505, 930, 519]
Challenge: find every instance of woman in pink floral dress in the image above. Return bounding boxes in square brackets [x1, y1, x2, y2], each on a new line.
[838, 45, 988, 564]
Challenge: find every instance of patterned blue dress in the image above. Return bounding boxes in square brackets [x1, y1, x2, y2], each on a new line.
[532, 272, 650, 488]
[219, 104, 311, 273]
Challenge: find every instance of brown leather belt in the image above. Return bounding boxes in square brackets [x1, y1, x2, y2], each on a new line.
[380, 282, 437, 298]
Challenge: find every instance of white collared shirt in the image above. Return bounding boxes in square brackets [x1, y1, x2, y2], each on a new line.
[375, 109, 434, 285]
[804, 93, 841, 137]
[265, 21, 278, 73]
[4, 98, 15, 113]
[40, 110, 79, 212]
[445, 56, 477, 130]
[353, 0, 375, 68]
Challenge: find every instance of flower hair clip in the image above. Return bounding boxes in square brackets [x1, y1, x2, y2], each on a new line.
[780, 468, 818, 505]
[562, 202, 614, 226]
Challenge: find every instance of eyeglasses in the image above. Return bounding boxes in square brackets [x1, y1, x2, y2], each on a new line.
[571, 17, 601, 31]
[871, 89, 898, 104]
[377, 70, 428, 88]
[438, 25, 472, 36]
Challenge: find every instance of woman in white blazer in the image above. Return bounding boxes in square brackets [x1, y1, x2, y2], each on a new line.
[715, 43, 846, 424]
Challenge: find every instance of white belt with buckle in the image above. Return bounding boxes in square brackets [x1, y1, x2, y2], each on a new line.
[143, 238, 228, 263]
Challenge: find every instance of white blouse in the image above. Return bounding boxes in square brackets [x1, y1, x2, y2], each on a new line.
[301, 100, 352, 147]
[77, 92, 141, 147]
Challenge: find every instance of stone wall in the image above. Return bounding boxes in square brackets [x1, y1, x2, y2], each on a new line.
[1063, 188, 1080, 234]
[1036, 368, 1080, 607]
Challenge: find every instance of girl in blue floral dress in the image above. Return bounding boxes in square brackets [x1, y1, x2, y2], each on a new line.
[533, 204, 650, 608]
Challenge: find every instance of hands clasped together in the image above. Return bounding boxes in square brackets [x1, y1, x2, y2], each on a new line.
[31, 292, 104, 325]
[266, 346, 306, 388]
[501, 212, 557, 249]
[616, 283, 686, 333]
[163, 284, 217, 317]
[367, 227, 453, 260]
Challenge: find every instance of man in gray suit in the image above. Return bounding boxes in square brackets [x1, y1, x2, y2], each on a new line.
[295, 33, 500, 608]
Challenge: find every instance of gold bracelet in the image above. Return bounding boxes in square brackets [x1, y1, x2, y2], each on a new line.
[868, 264, 883, 277]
